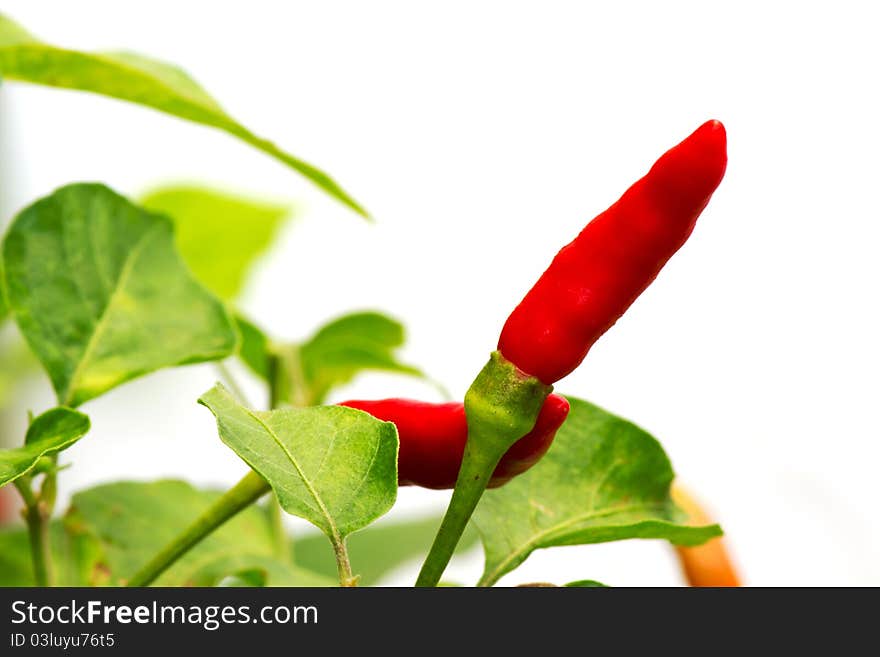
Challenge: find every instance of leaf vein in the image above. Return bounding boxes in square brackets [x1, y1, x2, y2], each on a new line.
[242, 408, 342, 542]
[62, 221, 164, 405]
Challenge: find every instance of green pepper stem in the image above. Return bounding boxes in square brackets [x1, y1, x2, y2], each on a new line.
[126, 470, 270, 586]
[416, 351, 551, 587]
[14, 477, 53, 587]
[415, 439, 500, 587]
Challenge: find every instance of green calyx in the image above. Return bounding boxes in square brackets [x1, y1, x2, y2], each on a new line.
[415, 351, 550, 587]
[464, 351, 553, 458]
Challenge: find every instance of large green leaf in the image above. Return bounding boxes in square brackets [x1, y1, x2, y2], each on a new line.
[0, 407, 90, 487]
[140, 185, 291, 301]
[0, 521, 106, 587]
[199, 384, 398, 540]
[0, 13, 366, 217]
[294, 515, 479, 585]
[473, 396, 722, 586]
[2, 183, 238, 407]
[65, 479, 332, 586]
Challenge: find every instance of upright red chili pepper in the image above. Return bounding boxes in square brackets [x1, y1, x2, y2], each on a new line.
[498, 120, 728, 384]
[417, 121, 729, 587]
[340, 394, 570, 489]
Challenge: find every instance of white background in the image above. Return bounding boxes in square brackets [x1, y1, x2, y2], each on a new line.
[2, 1, 878, 586]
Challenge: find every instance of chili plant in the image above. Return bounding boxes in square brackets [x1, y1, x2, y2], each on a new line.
[0, 13, 731, 588]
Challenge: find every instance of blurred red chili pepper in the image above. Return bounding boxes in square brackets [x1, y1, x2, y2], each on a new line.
[0, 486, 18, 526]
[498, 120, 728, 384]
[340, 394, 570, 489]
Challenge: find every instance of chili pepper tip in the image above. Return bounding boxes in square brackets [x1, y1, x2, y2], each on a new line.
[654, 119, 727, 194]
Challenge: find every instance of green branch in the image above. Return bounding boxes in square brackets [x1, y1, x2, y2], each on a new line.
[126, 470, 270, 586]
[14, 476, 53, 587]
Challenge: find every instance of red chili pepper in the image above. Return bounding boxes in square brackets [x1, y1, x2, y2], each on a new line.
[340, 394, 570, 489]
[498, 120, 728, 384]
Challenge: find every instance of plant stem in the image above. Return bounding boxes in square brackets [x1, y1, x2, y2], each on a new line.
[267, 494, 290, 563]
[415, 443, 499, 587]
[14, 477, 53, 587]
[126, 470, 270, 586]
[215, 360, 252, 407]
[268, 345, 312, 408]
[332, 536, 357, 587]
[265, 348, 300, 565]
[267, 350, 285, 409]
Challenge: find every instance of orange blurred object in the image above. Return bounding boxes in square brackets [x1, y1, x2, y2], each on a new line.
[672, 483, 741, 587]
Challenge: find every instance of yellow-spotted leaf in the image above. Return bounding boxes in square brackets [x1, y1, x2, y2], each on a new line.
[2, 183, 238, 406]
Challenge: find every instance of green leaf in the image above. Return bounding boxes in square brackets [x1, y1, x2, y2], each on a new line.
[300, 311, 425, 404]
[0, 407, 90, 487]
[199, 384, 398, 540]
[0, 13, 367, 217]
[294, 515, 480, 585]
[565, 580, 609, 587]
[2, 183, 238, 406]
[65, 479, 331, 586]
[139, 185, 291, 301]
[235, 314, 271, 380]
[0, 521, 106, 587]
[473, 396, 722, 586]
